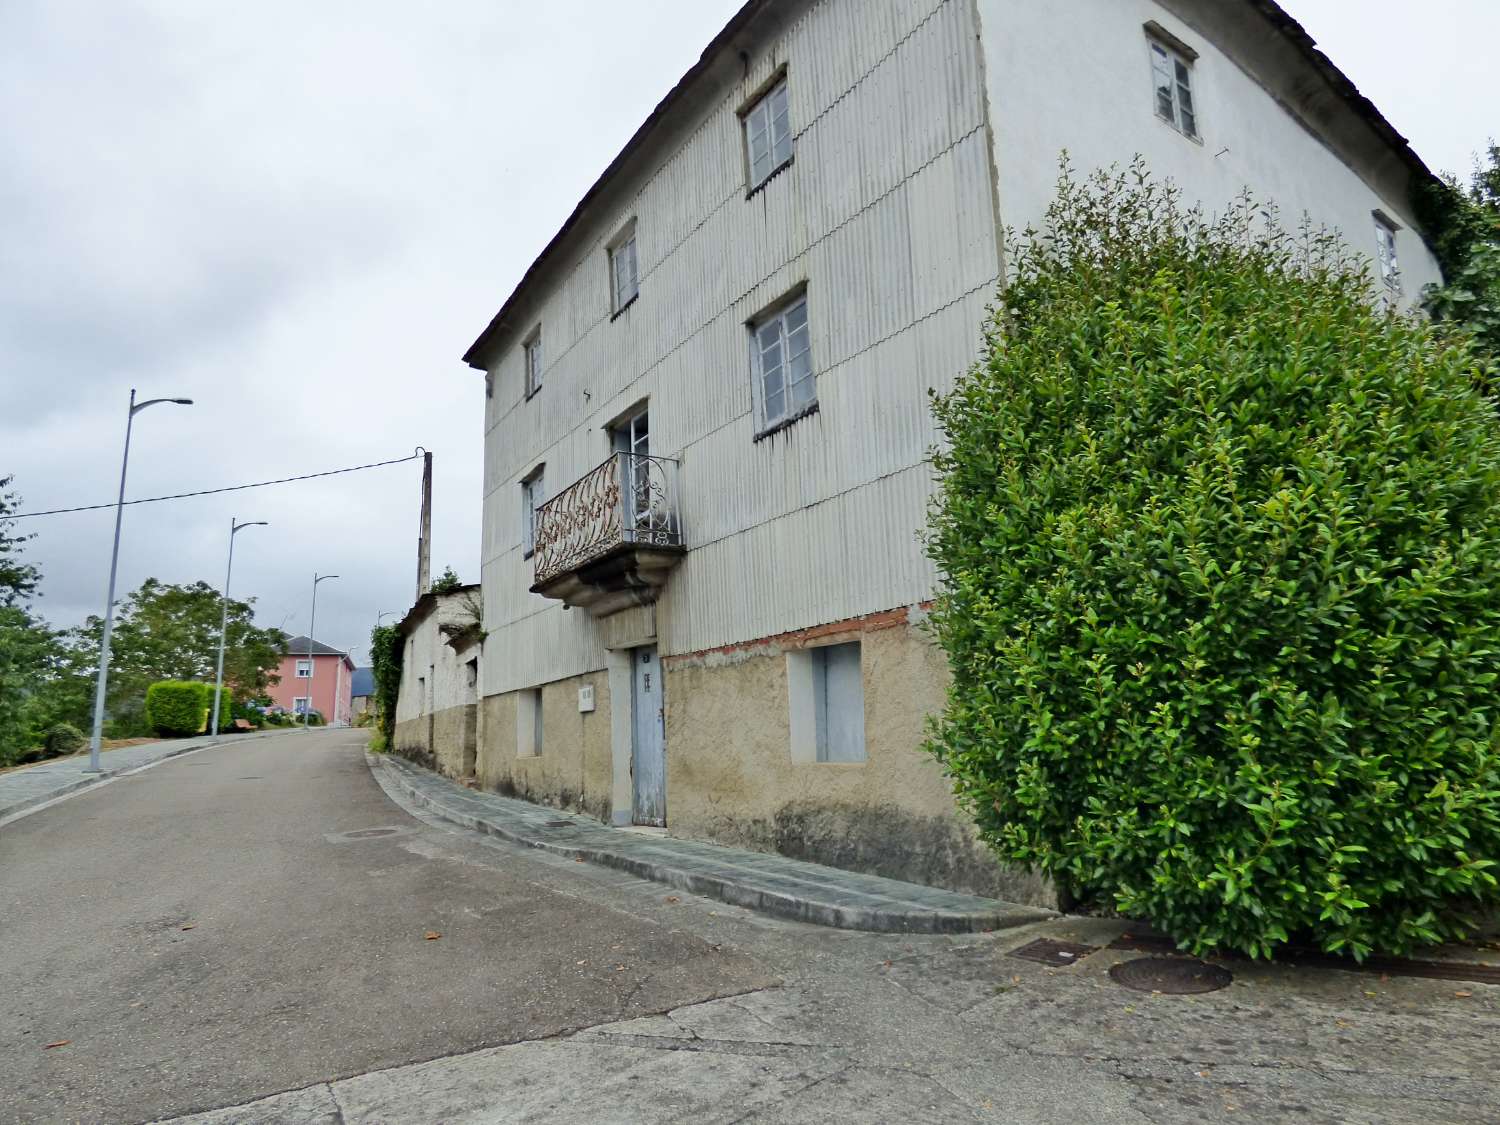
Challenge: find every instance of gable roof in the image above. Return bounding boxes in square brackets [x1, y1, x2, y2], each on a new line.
[285, 636, 347, 658]
[460, 0, 1439, 373]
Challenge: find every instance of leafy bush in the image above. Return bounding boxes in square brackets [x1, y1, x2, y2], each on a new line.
[306, 710, 325, 727]
[144, 681, 224, 737]
[43, 723, 85, 757]
[370, 624, 403, 744]
[926, 162, 1500, 960]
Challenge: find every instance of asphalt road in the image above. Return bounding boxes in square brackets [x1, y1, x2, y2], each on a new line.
[0, 730, 773, 1124]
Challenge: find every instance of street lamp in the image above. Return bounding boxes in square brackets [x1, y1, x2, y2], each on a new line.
[86, 389, 194, 773]
[305, 573, 340, 729]
[210, 518, 268, 743]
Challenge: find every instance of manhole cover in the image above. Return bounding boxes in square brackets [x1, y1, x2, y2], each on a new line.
[345, 827, 402, 839]
[1109, 956, 1232, 994]
[1008, 938, 1098, 967]
[544, 820, 577, 828]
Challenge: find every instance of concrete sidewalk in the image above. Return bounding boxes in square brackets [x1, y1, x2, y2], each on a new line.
[370, 750, 1053, 935]
[0, 729, 291, 824]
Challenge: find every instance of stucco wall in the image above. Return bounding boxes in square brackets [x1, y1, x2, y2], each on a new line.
[394, 588, 482, 777]
[665, 614, 1053, 906]
[976, 0, 1443, 305]
[476, 670, 614, 823]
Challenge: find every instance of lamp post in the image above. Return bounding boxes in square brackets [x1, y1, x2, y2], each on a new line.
[305, 573, 340, 728]
[210, 518, 268, 743]
[86, 389, 194, 773]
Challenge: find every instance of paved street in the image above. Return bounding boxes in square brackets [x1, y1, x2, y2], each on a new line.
[4, 729, 1500, 1124]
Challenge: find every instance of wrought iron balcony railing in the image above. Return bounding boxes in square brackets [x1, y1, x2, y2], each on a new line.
[532, 452, 682, 588]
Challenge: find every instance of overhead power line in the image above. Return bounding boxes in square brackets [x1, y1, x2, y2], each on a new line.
[9, 448, 427, 520]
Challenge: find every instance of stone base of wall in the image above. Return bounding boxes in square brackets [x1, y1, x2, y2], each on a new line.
[472, 612, 1053, 909]
[664, 612, 1054, 907]
[394, 704, 477, 780]
[477, 670, 613, 823]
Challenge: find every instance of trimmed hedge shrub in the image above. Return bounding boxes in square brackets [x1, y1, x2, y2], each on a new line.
[926, 163, 1500, 960]
[144, 681, 229, 737]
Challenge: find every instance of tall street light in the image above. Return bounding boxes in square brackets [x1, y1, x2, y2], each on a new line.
[305, 573, 340, 729]
[210, 517, 268, 743]
[86, 389, 194, 774]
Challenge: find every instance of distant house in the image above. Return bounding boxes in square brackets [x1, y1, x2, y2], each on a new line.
[393, 585, 483, 776]
[270, 636, 355, 726]
[350, 667, 376, 719]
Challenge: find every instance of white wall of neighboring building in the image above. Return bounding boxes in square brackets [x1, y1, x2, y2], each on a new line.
[976, 0, 1441, 305]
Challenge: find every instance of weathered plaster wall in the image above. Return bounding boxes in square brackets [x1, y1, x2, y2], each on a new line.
[665, 614, 1053, 906]
[476, 671, 613, 823]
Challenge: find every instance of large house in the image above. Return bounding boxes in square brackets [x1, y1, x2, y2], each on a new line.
[270, 636, 355, 726]
[458, 0, 1442, 903]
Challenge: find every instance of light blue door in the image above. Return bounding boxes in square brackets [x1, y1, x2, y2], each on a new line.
[631, 645, 666, 826]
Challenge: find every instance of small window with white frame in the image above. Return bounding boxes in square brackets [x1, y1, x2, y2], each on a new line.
[523, 328, 543, 398]
[521, 466, 545, 558]
[610, 230, 639, 316]
[1148, 29, 1199, 140]
[1374, 212, 1402, 293]
[293, 696, 311, 714]
[743, 76, 793, 192]
[295, 659, 312, 678]
[750, 291, 815, 436]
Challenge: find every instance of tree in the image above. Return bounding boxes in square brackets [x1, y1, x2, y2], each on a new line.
[1418, 143, 1500, 364]
[0, 479, 54, 764]
[429, 566, 463, 595]
[926, 163, 1500, 960]
[67, 578, 287, 735]
[0, 476, 39, 607]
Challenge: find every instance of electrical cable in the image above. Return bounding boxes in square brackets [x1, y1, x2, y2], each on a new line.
[8, 448, 428, 520]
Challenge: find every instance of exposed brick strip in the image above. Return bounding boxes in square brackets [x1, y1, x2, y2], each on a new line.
[665, 602, 934, 667]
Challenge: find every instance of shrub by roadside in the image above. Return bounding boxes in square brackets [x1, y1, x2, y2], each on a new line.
[926, 162, 1500, 960]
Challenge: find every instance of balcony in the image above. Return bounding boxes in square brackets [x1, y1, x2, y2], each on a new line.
[530, 452, 685, 616]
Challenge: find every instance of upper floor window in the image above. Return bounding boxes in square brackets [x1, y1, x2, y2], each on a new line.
[610, 233, 639, 315]
[524, 329, 543, 398]
[1375, 213, 1402, 293]
[744, 77, 793, 192]
[521, 467, 545, 558]
[295, 659, 312, 678]
[1149, 33, 1198, 139]
[751, 292, 814, 436]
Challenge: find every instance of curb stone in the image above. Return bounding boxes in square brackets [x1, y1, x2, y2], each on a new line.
[369, 750, 1055, 935]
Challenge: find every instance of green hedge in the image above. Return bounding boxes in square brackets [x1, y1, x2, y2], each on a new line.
[144, 682, 231, 737]
[925, 163, 1500, 960]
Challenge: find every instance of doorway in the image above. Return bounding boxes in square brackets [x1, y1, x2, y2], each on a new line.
[611, 406, 651, 539]
[630, 644, 666, 827]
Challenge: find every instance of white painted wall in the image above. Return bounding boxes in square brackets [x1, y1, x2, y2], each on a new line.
[975, 0, 1441, 305]
[395, 591, 482, 724]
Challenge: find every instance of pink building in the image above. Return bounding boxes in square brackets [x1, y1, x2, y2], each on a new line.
[269, 636, 355, 725]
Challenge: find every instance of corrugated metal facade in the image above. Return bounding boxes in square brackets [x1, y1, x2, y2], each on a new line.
[478, 0, 998, 696]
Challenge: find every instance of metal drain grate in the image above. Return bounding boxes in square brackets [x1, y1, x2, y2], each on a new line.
[544, 820, 577, 828]
[1008, 938, 1099, 967]
[1110, 956, 1233, 994]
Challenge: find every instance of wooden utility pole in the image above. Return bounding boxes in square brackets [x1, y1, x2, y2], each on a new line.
[417, 450, 432, 600]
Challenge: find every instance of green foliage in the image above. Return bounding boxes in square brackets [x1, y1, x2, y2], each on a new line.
[430, 566, 464, 595]
[1418, 143, 1500, 365]
[144, 681, 216, 737]
[43, 723, 85, 756]
[369, 623, 404, 744]
[0, 479, 60, 766]
[69, 578, 287, 733]
[368, 730, 389, 753]
[0, 476, 39, 607]
[926, 162, 1500, 961]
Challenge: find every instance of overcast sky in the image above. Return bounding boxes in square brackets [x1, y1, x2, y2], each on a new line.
[2, 1, 1495, 667]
